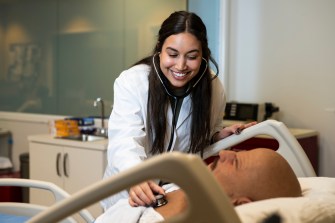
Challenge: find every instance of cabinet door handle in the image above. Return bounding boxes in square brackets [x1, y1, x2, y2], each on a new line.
[56, 153, 61, 176]
[63, 153, 69, 177]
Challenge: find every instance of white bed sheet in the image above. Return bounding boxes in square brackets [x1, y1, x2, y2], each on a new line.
[236, 177, 335, 223]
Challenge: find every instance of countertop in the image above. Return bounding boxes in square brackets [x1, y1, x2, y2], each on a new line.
[223, 120, 318, 139]
[255, 128, 318, 139]
[28, 134, 108, 151]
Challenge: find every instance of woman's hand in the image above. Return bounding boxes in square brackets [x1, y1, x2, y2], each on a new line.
[128, 180, 165, 207]
[213, 121, 257, 142]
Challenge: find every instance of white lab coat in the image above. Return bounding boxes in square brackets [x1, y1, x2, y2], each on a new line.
[101, 64, 226, 210]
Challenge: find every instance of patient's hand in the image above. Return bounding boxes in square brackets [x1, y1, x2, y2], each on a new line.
[129, 180, 165, 207]
[214, 121, 257, 142]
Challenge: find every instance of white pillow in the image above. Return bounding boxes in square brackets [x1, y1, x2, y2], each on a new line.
[235, 177, 335, 223]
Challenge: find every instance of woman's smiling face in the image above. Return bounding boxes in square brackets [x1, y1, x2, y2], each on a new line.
[159, 32, 203, 89]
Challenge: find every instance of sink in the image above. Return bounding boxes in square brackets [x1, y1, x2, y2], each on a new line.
[81, 134, 107, 142]
[59, 134, 107, 142]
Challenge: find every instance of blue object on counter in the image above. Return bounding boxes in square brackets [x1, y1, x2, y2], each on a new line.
[66, 117, 95, 126]
[80, 126, 97, 135]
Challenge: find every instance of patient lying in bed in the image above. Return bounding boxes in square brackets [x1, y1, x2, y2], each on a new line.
[96, 148, 301, 223]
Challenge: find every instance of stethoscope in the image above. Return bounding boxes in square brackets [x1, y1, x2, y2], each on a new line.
[152, 53, 218, 152]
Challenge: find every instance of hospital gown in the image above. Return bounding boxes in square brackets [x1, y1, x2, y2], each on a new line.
[96, 183, 179, 223]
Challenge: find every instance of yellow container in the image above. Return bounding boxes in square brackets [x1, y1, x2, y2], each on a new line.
[50, 119, 80, 137]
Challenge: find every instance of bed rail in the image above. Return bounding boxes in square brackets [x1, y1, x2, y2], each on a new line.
[0, 178, 94, 222]
[203, 120, 316, 177]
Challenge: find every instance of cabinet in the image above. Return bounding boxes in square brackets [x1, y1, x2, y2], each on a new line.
[28, 135, 107, 221]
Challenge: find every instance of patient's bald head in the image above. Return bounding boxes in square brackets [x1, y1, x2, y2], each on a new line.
[209, 148, 301, 206]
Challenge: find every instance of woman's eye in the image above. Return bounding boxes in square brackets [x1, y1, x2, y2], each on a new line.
[168, 54, 178, 58]
[187, 55, 198, 60]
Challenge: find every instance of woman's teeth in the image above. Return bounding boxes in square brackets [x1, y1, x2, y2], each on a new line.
[173, 71, 187, 77]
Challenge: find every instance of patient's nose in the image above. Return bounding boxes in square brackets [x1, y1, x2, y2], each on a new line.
[219, 150, 236, 164]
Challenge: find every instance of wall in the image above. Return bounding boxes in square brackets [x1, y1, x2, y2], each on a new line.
[227, 0, 335, 176]
[0, 5, 4, 79]
[188, 0, 221, 62]
[0, 0, 186, 116]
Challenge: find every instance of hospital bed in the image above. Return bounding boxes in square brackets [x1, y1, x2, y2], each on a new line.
[2, 120, 335, 222]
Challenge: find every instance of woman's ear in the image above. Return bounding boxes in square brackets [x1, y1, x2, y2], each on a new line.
[232, 196, 253, 206]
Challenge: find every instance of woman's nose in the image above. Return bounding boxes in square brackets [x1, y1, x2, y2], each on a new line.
[175, 57, 187, 70]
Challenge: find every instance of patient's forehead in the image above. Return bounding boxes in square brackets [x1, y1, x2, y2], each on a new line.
[241, 148, 281, 167]
[240, 148, 278, 160]
[223, 149, 282, 185]
[208, 148, 279, 171]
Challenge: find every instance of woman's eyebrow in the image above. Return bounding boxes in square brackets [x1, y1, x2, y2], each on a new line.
[165, 47, 200, 54]
[166, 47, 178, 53]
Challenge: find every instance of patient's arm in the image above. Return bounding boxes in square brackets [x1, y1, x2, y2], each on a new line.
[154, 190, 188, 219]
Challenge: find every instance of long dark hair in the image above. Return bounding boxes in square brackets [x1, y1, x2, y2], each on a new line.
[134, 11, 217, 156]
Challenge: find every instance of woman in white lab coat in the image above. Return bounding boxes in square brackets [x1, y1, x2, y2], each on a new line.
[101, 11, 254, 210]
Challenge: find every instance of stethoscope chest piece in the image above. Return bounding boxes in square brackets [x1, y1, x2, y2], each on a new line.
[154, 194, 168, 207]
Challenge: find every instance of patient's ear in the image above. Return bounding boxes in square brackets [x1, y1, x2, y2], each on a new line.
[232, 197, 252, 206]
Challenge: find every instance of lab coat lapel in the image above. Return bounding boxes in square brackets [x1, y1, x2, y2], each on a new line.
[165, 96, 191, 152]
[176, 95, 191, 129]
